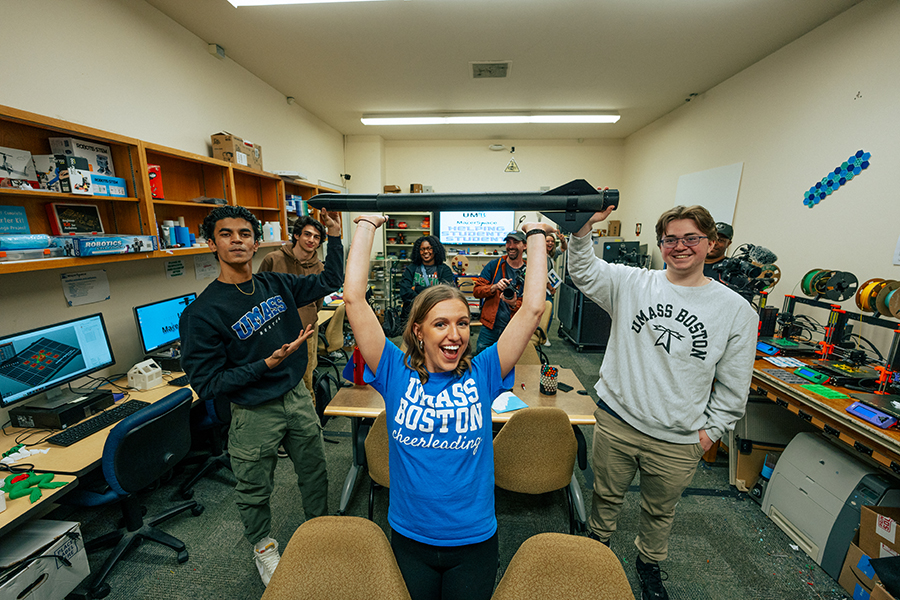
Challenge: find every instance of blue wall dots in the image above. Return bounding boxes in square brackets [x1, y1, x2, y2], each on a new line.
[803, 150, 871, 208]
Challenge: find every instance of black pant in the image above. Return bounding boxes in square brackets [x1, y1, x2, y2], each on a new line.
[390, 528, 499, 600]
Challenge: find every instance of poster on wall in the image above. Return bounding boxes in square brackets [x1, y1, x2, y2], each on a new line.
[674, 163, 743, 225]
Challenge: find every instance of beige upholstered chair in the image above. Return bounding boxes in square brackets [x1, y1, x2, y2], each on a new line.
[491, 532, 635, 600]
[516, 341, 542, 365]
[261, 516, 410, 600]
[365, 410, 390, 520]
[318, 303, 347, 357]
[493, 407, 578, 533]
[529, 300, 553, 347]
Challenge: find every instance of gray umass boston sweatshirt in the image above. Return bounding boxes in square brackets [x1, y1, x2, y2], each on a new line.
[567, 233, 758, 444]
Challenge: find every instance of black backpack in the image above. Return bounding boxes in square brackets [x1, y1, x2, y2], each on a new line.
[382, 306, 404, 338]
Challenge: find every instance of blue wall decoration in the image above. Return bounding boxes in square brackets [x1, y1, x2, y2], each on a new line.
[803, 150, 871, 208]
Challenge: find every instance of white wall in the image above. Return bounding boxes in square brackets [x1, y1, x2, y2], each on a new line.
[0, 0, 342, 419]
[620, 0, 900, 348]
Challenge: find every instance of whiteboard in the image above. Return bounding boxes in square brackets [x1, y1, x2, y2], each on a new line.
[674, 162, 743, 225]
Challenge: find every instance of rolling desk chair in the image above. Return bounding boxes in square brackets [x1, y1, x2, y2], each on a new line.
[63, 389, 204, 599]
[493, 407, 578, 534]
[178, 395, 234, 499]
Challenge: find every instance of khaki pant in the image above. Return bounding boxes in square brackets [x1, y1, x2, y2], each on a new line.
[228, 380, 328, 545]
[588, 408, 705, 563]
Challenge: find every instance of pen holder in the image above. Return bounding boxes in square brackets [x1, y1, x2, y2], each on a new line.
[540, 365, 558, 395]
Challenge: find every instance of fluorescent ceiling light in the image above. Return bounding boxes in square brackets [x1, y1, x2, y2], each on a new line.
[227, 0, 389, 6]
[361, 113, 621, 126]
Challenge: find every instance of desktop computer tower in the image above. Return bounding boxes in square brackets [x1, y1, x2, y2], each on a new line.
[762, 432, 900, 579]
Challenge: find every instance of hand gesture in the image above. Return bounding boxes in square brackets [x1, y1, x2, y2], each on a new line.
[265, 325, 315, 370]
[320, 210, 342, 237]
[353, 214, 387, 229]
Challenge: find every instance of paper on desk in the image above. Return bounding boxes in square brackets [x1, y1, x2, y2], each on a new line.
[801, 384, 849, 399]
[492, 391, 528, 413]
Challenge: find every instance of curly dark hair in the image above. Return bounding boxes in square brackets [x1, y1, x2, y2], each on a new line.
[401, 284, 472, 384]
[291, 216, 326, 248]
[411, 235, 447, 266]
[201, 205, 262, 242]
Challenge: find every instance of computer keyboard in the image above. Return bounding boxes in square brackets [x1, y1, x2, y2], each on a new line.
[46, 400, 151, 447]
[168, 374, 190, 387]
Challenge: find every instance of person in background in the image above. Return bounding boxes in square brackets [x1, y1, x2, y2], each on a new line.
[179, 206, 343, 588]
[472, 231, 527, 355]
[343, 214, 550, 600]
[541, 229, 567, 347]
[398, 235, 454, 326]
[567, 204, 756, 600]
[703, 222, 733, 279]
[258, 215, 328, 394]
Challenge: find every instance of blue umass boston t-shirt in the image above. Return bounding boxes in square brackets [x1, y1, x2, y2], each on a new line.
[366, 341, 513, 546]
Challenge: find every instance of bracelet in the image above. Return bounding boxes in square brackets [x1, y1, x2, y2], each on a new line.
[525, 228, 548, 238]
[357, 218, 379, 230]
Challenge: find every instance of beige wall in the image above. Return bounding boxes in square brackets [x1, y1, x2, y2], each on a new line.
[0, 0, 341, 419]
[620, 0, 900, 329]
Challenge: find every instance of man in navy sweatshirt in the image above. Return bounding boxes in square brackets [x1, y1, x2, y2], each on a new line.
[180, 205, 343, 588]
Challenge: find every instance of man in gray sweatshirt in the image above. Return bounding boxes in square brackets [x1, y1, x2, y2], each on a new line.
[567, 204, 757, 600]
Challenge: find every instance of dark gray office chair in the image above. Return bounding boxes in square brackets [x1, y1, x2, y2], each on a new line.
[63, 389, 204, 599]
[178, 395, 233, 499]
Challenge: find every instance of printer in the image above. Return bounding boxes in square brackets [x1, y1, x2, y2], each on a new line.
[762, 432, 900, 579]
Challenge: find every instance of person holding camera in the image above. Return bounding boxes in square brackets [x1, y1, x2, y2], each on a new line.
[472, 231, 526, 355]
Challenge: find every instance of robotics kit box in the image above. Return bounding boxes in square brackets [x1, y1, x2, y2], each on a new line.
[55, 156, 92, 195]
[49, 136, 116, 177]
[57, 234, 157, 257]
[32, 155, 62, 192]
[90, 174, 128, 197]
[0, 145, 40, 190]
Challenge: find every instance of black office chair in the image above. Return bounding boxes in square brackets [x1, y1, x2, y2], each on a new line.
[178, 395, 234, 499]
[63, 389, 204, 599]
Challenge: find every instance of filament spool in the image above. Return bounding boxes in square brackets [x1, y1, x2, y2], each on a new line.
[856, 278, 886, 312]
[889, 286, 900, 319]
[875, 280, 900, 317]
[823, 271, 858, 302]
[756, 264, 781, 291]
[801, 269, 824, 297]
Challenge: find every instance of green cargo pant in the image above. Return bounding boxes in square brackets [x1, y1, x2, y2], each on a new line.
[228, 380, 328, 545]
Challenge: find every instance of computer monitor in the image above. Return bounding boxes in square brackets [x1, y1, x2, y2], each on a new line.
[0, 313, 116, 410]
[133, 293, 196, 356]
[438, 211, 516, 246]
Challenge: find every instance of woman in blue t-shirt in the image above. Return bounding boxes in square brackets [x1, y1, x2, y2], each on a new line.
[344, 214, 551, 600]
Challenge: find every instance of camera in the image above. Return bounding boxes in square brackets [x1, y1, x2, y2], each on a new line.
[502, 286, 516, 300]
[340, 173, 351, 181]
[501, 270, 524, 300]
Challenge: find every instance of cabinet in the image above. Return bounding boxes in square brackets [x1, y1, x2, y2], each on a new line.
[379, 211, 432, 307]
[0, 104, 323, 274]
[558, 279, 612, 352]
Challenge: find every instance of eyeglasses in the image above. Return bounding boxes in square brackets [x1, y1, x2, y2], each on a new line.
[658, 235, 707, 249]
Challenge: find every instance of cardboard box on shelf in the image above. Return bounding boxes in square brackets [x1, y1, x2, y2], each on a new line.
[607, 220, 621, 236]
[62, 234, 157, 257]
[56, 155, 93, 195]
[49, 136, 116, 177]
[148, 164, 165, 199]
[0, 521, 90, 600]
[410, 183, 423, 193]
[860, 506, 900, 559]
[90, 174, 128, 197]
[211, 131, 263, 170]
[32, 155, 63, 192]
[0, 145, 40, 189]
[384, 185, 401, 193]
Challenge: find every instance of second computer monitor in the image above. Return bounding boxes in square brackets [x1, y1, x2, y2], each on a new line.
[133, 293, 197, 356]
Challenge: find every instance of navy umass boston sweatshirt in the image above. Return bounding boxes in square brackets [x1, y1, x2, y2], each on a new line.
[180, 236, 343, 406]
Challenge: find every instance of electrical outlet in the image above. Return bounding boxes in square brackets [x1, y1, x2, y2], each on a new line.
[423, 185, 433, 193]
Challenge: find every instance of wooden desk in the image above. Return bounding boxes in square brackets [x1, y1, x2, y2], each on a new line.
[751, 357, 900, 473]
[0, 383, 193, 477]
[325, 366, 595, 524]
[0, 475, 78, 537]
